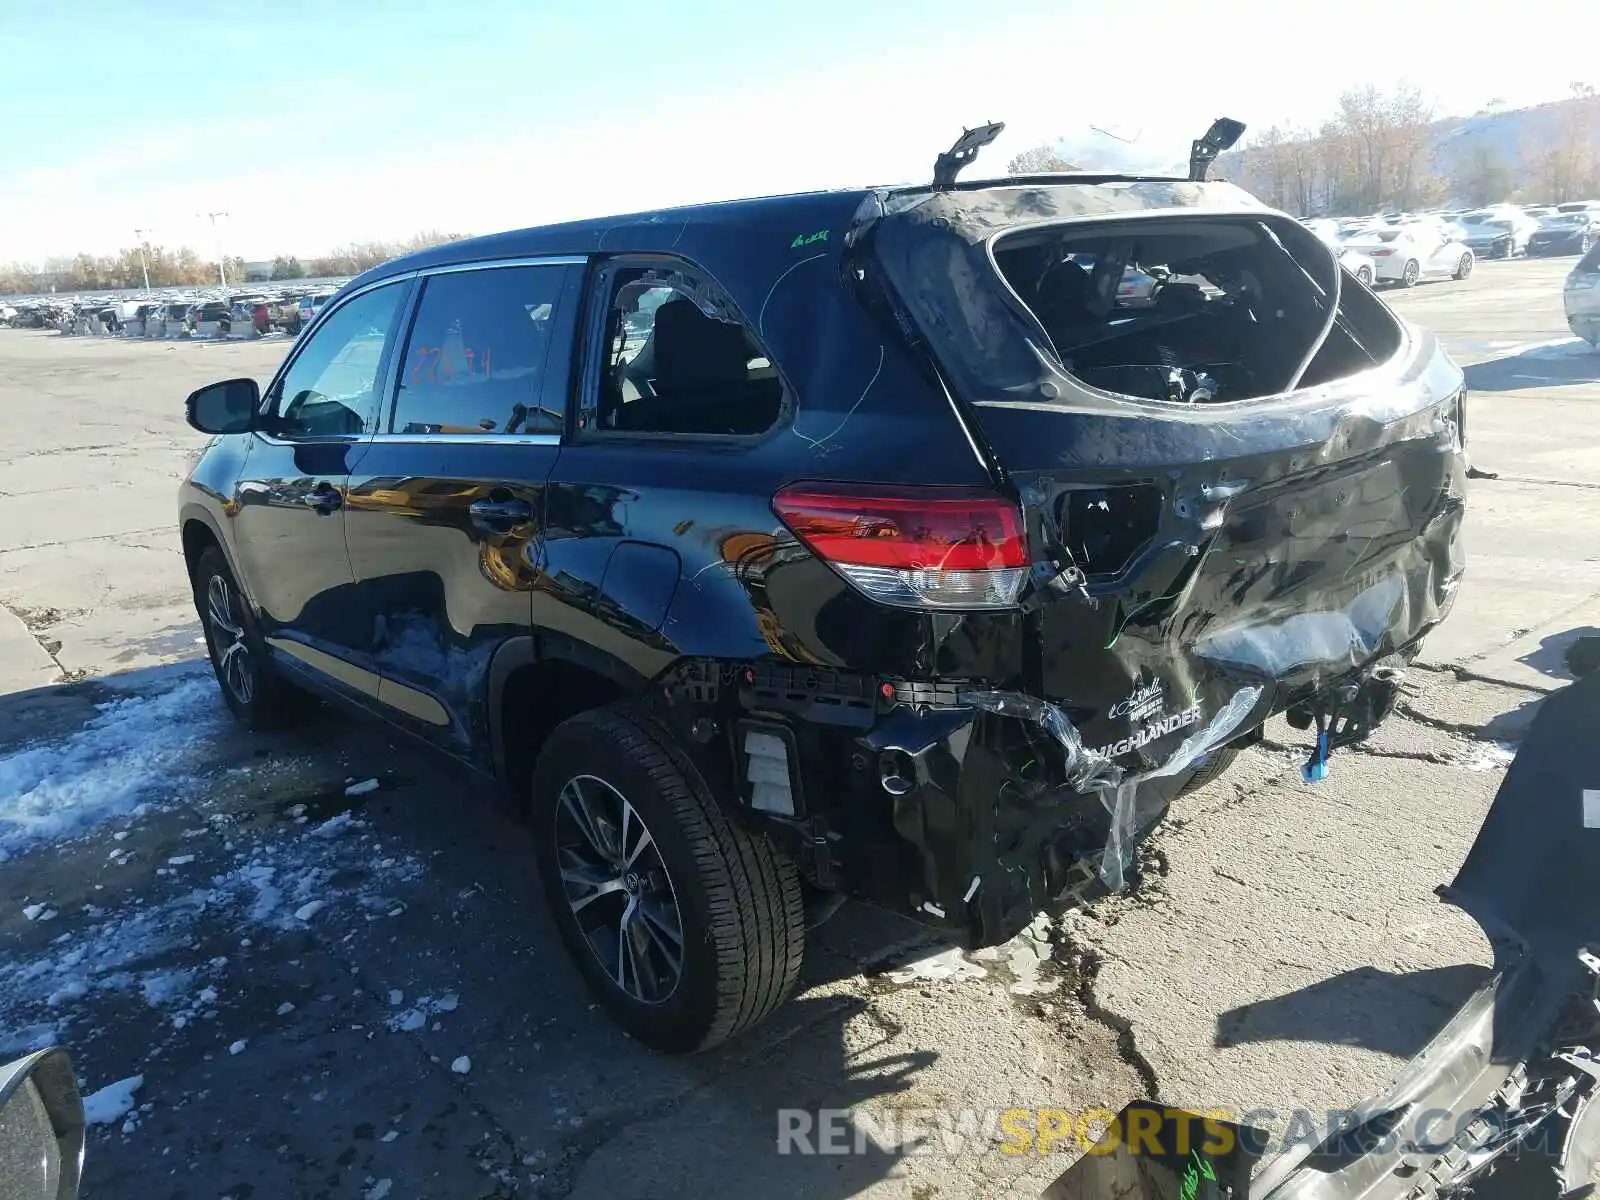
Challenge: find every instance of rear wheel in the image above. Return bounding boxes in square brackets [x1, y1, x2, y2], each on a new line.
[1401, 259, 1421, 287]
[1179, 747, 1241, 796]
[1454, 252, 1474, 280]
[532, 705, 806, 1053]
[1356, 265, 1374, 286]
[192, 545, 303, 729]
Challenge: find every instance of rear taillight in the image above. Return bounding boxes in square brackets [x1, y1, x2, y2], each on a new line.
[772, 482, 1028, 610]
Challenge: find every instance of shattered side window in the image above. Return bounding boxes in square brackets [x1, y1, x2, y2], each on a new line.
[588, 264, 783, 438]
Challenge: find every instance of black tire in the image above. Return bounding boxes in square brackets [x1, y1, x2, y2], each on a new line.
[1356, 265, 1374, 286]
[1400, 259, 1421, 287]
[192, 545, 303, 729]
[1179, 746, 1240, 796]
[532, 705, 805, 1054]
[1453, 252, 1474, 281]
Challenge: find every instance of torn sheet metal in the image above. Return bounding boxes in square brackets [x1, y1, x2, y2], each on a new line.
[963, 685, 1263, 892]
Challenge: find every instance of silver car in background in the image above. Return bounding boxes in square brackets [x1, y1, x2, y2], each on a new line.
[1567, 243, 1600, 347]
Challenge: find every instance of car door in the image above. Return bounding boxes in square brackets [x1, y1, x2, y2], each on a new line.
[229, 278, 412, 700]
[342, 258, 583, 759]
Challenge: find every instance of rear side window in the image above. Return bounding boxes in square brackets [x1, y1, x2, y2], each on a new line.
[390, 265, 571, 437]
[586, 263, 781, 437]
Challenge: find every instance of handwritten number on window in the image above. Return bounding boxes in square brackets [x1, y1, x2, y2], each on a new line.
[408, 345, 493, 386]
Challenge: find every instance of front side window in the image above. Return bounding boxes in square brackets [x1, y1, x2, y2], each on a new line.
[390, 264, 571, 437]
[272, 281, 405, 438]
[590, 264, 781, 437]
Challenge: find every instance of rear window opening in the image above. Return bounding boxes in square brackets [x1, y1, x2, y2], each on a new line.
[992, 218, 1403, 404]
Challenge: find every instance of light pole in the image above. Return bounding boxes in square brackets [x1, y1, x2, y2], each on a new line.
[198, 211, 230, 288]
[132, 228, 152, 292]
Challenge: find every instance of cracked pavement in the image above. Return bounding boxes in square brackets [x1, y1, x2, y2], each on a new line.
[2, 256, 1599, 1198]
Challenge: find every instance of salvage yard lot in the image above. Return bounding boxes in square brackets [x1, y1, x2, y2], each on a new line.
[2, 255, 1598, 1199]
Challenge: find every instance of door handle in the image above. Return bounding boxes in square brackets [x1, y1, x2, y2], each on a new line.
[304, 483, 342, 514]
[468, 498, 532, 530]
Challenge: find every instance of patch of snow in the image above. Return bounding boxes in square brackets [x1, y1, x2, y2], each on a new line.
[293, 901, 325, 923]
[140, 970, 196, 1008]
[167, 855, 195, 866]
[228, 1039, 247, 1055]
[83, 1075, 143, 1126]
[388, 989, 403, 1006]
[276, 1001, 296, 1016]
[312, 811, 362, 838]
[22, 903, 53, 921]
[380, 1129, 399, 1143]
[386, 992, 460, 1032]
[884, 947, 988, 986]
[450, 1055, 470, 1074]
[0, 809, 424, 1053]
[344, 778, 380, 797]
[46, 981, 88, 1007]
[367, 1180, 393, 1199]
[0, 678, 220, 857]
[1462, 741, 1518, 771]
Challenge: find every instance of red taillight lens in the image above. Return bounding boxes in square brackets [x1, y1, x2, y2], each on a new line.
[772, 482, 1029, 610]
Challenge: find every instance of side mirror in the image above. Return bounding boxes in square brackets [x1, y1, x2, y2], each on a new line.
[185, 378, 260, 435]
[0, 1047, 85, 1200]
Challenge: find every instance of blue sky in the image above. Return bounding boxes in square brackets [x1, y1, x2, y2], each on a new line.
[1, 0, 1594, 261]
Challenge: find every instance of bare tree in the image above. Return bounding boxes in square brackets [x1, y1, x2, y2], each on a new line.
[1005, 144, 1080, 175]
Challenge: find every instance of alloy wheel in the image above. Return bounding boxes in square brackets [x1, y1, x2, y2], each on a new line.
[1404, 260, 1420, 286]
[554, 774, 685, 1005]
[205, 573, 254, 705]
[1459, 254, 1473, 279]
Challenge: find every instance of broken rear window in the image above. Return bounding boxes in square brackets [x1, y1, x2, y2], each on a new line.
[990, 217, 1403, 404]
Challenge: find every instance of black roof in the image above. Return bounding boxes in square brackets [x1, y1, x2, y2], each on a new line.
[356, 187, 881, 292]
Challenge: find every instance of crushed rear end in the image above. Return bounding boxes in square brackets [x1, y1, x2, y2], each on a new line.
[838, 179, 1467, 941]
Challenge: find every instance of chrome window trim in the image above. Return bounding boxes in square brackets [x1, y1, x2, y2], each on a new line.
[415, 255, 587, 276]
[257, 256, 586, 448]
[365, 433, 561, 446]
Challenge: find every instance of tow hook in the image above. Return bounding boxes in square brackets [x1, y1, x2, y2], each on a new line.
[1286, 665, 1408, 784]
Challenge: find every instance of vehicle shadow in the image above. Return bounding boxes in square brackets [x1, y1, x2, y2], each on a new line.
[1516, 624, 1600, 683]
[1462, 340, 1600, 392]
[2, 664, 940, 1199]
[1212, 963, 1493, 1057]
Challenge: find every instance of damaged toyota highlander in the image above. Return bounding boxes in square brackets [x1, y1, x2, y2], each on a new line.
[177, 118, 1468, 1053]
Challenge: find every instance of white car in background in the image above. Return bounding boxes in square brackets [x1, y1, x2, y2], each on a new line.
[1341, 223, 1475, 287]
[1302, 218, 1378, 285]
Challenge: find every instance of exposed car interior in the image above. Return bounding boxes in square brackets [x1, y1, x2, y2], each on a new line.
[994, 219, 1402, 402]
[598, 267, 783, 436]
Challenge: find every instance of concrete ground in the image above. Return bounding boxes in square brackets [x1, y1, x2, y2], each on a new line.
[0, 256, 1596, 1199]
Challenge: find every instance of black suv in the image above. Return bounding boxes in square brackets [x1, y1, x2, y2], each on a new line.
[178, 130, 1468, 1053]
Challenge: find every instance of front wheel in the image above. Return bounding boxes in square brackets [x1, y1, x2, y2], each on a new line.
[193, 545, 304, 729]
[1454, 252, 1474, 281]
[532, 705, 806, 1054]
[1400, 259, 1421, 287]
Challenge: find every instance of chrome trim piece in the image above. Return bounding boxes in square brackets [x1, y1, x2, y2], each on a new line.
[266, 637, 381, 698]
[416, 255, 587, 276]
[377, 679, 451, 727]
[366, 433, 561, 447]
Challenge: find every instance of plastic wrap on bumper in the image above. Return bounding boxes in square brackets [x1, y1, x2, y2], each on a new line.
[961, 684, 1263, 891]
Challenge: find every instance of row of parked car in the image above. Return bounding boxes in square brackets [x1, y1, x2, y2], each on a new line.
[1294, 199, 1600, 292]
[0, 286, 345, 338]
